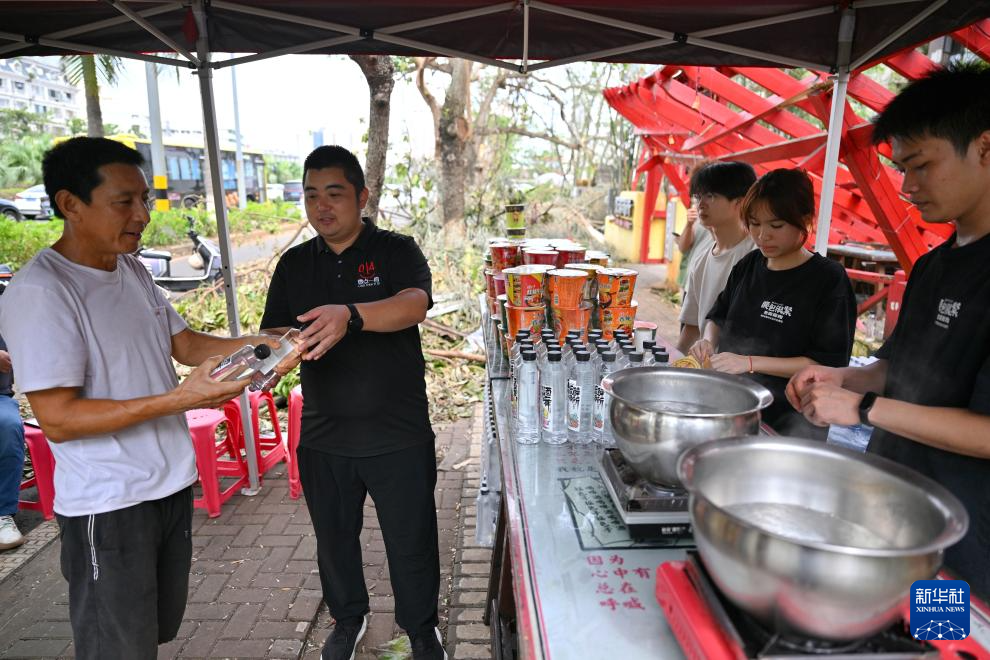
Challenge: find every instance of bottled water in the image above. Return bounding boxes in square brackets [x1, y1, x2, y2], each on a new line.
[593, 352, 618, 446]
[539, 351, 568, 445]
[627, 351, 646, 367]
[566, 350, 595, 444]
[510, 339, 534, 419]
[652, 349, 670, 366]
[249, 328, 303, 392]
[514, 350, 541, 444]
[642, 340, 656, 354]
[211, 343, 272, 382]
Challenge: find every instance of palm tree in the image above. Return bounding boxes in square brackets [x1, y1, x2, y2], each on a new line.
[61, 55, 122, 138]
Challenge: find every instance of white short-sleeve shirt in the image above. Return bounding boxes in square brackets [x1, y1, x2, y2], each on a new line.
[679, 235, 756, 334]
[0, 249, 197, 516]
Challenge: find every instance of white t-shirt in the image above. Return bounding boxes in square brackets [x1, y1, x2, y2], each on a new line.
[679, 235, 756, 333]
[0, 249, 197, 516]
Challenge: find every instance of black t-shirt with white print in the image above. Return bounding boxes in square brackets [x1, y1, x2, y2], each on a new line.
[707, 250, 856, 436]
[870, 231, 990, 597]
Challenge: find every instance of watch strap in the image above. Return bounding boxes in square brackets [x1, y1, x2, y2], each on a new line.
[345, 303, 363, 333]
[859, 391, 879, 425]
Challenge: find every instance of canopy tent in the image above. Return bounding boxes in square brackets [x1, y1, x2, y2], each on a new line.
[2, 0, 988, 491]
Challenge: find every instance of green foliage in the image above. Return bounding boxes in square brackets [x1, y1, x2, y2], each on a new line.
[66, 118, 86, 136]
[0, 217, 62, 269]
[0, 109, 50, 140]
[266, 159, 303, 183]
[60, 54, 122, 87]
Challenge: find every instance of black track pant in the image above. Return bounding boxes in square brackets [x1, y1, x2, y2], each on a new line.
[57, 486, 193, 660]
[297, 443, 440, 635]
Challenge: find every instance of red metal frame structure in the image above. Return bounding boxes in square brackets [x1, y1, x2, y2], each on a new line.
[604, 20, 990, 271]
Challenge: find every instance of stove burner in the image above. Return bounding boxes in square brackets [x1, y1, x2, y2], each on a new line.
[601, 448, 689, 512]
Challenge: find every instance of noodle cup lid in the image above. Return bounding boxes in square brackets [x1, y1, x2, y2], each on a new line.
[504, 265, 551, 275]
[600, 267, 637, 277]
[547, 268, 589, 279]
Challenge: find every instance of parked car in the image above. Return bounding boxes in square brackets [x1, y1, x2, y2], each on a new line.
[13, 184, 52, 219]
[266, 182, 284, 201]
[0, 199, 23, 220]
[283, 180, 303, 203]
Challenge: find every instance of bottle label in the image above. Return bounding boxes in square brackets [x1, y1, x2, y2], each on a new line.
[567, 378, 581, 430]
[541, 384, 554, 431]
[593, 385, 606, 431]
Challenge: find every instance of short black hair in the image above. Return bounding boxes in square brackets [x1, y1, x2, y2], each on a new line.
[740, 168, 816, 234]
[43, 137, 145, 219]
[303, 145, 365, 199]
[872, 61, 990, 155]
[689, 161, 757, 200]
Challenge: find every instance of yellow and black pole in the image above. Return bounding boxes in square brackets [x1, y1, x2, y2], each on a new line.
[145, 62, 169, 211]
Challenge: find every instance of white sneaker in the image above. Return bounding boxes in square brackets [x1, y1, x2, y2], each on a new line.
[0, 515, 24, 550]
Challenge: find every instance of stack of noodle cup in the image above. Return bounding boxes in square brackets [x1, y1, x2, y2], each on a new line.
[487, 240, 521, 321]
[554, 245, 586, 269]
[597, 267, 638, 339]
[545, 268, 591, 342]
[584, 250, 610, 267]
[503, 265, 553, 344]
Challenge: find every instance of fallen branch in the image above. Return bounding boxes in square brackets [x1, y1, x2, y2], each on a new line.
[421, 318, 468, 339]
[424, 349, 486, 363]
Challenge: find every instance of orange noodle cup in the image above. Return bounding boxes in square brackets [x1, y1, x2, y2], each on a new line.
[503, 265, 550, 307]
[566, 263, 604, 302]
[547, 268, 588, 308]
[597, 267, 638, 307]
[598, 300, 638, 340]
[523, 249, 558, 266]
[506, 303, 546, 342]
[555, 246, 587, 269]
[549, 303, 591, 342]
[490, 243, 521, 272]
[585, 250, 610, 267]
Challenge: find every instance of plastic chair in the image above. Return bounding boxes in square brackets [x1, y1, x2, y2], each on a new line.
[187, 408, 248, 518]
[222, 391, 287, 481]
[286, 386, 304, 499]
[19, 423, 56, 520]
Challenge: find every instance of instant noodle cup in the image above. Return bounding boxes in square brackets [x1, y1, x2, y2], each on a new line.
[547, 268, 588, 308]
[506, 303, 546, 341]
[585, 250, 610, 267]
[507, 228, 526, 239]
[523, 249, 558, 266]
[598, 300, 638, 339]
[505, 204, 526, 231]
[484, 268, 497, 299]
[493, 273, 507, 298]
[549, 303, 591, 342]
[496, 293, 510, 333]
[490, 243, 521, 272]
[597, 267, 638, 307]
[555, 246, 587, 268]
[566, 263, 604, 302]
[503, 265, 550, 307]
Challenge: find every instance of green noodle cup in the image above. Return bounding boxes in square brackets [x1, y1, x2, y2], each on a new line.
[505, 203, 526, 231]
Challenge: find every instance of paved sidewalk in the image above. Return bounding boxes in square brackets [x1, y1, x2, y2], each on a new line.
[0, 405, 492, 659]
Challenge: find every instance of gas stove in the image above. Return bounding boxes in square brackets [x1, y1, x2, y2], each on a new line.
[598, 448, 692, 541]
[656, 552, 990, 659]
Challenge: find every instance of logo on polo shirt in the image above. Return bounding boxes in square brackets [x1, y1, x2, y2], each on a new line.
[935, 298, 961, 329]
[357, 260, 381, 288]
[760, 300, 792, 324]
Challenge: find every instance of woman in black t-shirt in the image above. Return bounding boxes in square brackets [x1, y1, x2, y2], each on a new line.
[690, 169, 856, 439]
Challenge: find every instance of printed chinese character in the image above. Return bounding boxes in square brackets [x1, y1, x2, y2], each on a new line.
[587, 555, 603, 566]
[600, 598, 618, 611]
[595, 582, 614, 594]
[620, 582, 637, 594]
[622, 597, 646, 610]
[614, 568, 628, 579]
[633, 567, 651, 579]
[609, 555, 624, 565]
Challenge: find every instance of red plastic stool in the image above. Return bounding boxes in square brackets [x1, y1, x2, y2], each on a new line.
[287, 386, 304, 500]
[187, 408, 248, 518]
[19, 423, 56, 520]
[222, 391, 287, 480]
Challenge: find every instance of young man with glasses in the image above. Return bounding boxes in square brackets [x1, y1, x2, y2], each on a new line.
[675, 161, 758, 354]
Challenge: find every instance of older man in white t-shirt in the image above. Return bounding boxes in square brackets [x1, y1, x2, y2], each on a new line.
[675, 161, 758, 354]
[0, 137, 279, 660]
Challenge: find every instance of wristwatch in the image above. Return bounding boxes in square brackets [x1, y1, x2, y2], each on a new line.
[345, 303, 364, 334]
[858, 391, 879, 425]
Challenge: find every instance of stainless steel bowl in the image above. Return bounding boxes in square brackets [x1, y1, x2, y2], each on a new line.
[601, 367, 772, 487]
[678, 437, 969, 640]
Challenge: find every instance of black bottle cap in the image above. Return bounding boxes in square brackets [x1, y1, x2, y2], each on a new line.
[253, 344, 272, 359]
[522, 351, 536, 361]
[602, 352, 617, 362]
[628, 351, 644, 363]
[547, 351, 562, 362]
[575, 351, 591, 362]
[656, 353, 670, 363]
[643, 340, 656, 350]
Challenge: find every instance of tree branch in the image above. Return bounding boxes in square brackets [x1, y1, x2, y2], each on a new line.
[414, 57, 441, 157]
[479, 125, 581, 150]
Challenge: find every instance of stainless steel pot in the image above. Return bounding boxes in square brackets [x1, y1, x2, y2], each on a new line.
[600, 367, 772, 487]
[678, 437, 969, 641]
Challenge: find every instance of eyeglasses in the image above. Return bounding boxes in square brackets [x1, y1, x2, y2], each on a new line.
[690, 192, 720, 206]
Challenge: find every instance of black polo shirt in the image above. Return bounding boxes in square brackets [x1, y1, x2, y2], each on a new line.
[261, 220, 435, 457]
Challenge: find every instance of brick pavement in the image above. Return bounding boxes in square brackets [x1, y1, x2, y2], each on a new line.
[0, 404, 493, 660]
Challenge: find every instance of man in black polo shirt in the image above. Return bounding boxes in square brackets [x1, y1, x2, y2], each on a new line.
[788, 63, 990, 597]
[261, 146, 445, 660]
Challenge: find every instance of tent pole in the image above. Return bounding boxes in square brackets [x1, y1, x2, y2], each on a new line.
[192, 0, 262, 494]
[814, 8, 856, 256]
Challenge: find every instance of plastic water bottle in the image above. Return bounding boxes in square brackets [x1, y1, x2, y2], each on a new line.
[510, 339, 534, 419]
[593, 352, 618, 447]
[539, 351, 568, 445]
[211, 343, 273, 382]
[249, 328, 302, 392]
[567, 350, 595, 444]
[627, 351, 646, 367]
[514, 350, 541, 444]
[653, 349, 670, 366]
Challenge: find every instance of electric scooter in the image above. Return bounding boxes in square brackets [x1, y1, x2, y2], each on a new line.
[137, 216, 223, 292]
